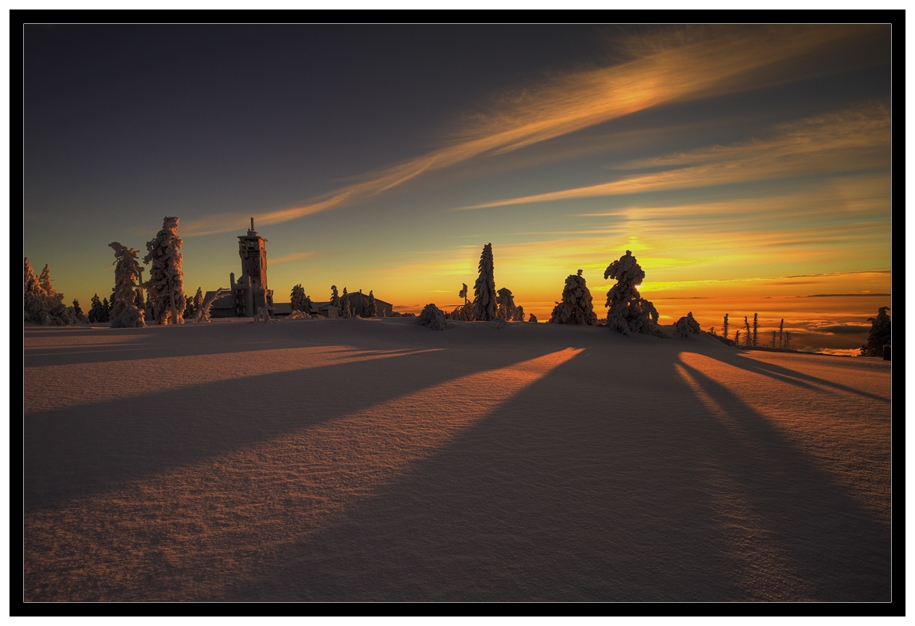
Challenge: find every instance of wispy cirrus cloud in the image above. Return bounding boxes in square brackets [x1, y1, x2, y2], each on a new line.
[269, 251, 317, 265]
[460, 102, 890, 210]
[182, 25, 882, 237]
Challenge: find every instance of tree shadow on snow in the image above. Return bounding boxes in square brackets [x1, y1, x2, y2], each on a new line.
[208, 345, 889, 602]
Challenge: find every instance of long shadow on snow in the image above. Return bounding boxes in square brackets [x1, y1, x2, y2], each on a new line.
[213, 343, 889, 602]
[674, 358, 890, 601]
[23, 319, 424, 368]
[208, 345, 752, 601]
[24, 345, 548, 510]
[713, 349, 890, 404]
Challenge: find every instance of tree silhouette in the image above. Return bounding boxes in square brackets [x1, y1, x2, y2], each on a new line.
[604, 251, 662, 336]
[752, 313, 759, 347]
[860, 307, 891, 357]
[723, 313, 729, 340]
[471, 243, 496, 321]
[549, 270, 597, 325]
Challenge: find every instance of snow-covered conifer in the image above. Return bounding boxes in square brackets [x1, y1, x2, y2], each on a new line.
[549, 270, 597, 325]
[23, 258, 76, 325]
[735, 330, 741, 345]
[771, 330, 777, 348]
[752, 313, 759, 347]
[417, 303, 449, 330]
[24, 258, 42, 296]
[143, 216, 186, 325]
[497, 287, 517, 321]
[471, 243, 496, 321]
[513, 305, 525, 322]
[39, 264, 55, 296]
[108, 242, 146, 328]
[291, 284, 308, 313]
[861, 307, 891, 357]
[340, 287, 352, 318]
[88, 294, 107, 323]
[604, 251, 663, 336]
[743, 316, 751, 346]
[778, 319, 785, 348]
[723, 313, 729, 340]
[367, 290, 378, 318]
[72, 299, 83, 318]
[673, 312, 701, 337]
[529, 313, 537, 323]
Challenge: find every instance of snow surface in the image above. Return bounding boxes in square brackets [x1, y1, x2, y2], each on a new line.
[23, 318, 891, 601]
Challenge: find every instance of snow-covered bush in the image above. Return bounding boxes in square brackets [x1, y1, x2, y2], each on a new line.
[471, 243, 496, 321]
[143, 216, 186, 325]
[195, 288, 230, 323]
[450, 303, 473, 320]
[529, 313, 537, 323]
[672, 312, 701, 337]
[549, 270, 597, 325]
[291, 284, 309, 313]
[108, 242, 146, 328]
[497, 287, 518, 321]
[417, 303, 450, 330]
[604, 251, 663, 337]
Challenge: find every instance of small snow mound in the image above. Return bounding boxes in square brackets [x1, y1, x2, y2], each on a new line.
[673, 312, 701, 337]
[417, 303, 451, 330]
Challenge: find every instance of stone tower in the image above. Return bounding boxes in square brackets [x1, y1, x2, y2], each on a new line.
[233, 218, 273, 316]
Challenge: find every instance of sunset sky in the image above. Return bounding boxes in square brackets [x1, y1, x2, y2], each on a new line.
[24, 24, 892, 353]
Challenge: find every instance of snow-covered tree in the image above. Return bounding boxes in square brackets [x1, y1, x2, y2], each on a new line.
[417, 303, 449, 330]
[771, 330, 777, 348]
[23, 258, 77, 325]
[108, 242, 146, 328]
[779, 319, 785, 348]
[529, 313, 537, 323]
[735, 330, 741, 345]
[340, 287, 352, 318]
[743, 316, 751, 346]
[39, 264, 55, 296]
[673, 311, 701, 337]
[497, 287, 518, 321]
[723, 313, 729, 340]
[513, 305, 525, 322]
[752, 313, 759, 347]
[330, 285, 341, 309]
[143, 216, 186, 324]
[88, 294, 108, 323]
[72, 299, 83, 318]
[367, 290, 378, 318]
[291, 284, 309, 313]
[550, 270, 597, 325]
[861, 307, 891, 357]
[604, 250, 663, 337]
[471, 243, 496, 321]
[24, 258, 41, 295]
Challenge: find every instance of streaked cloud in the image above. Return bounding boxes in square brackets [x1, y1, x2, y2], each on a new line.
[461, 102, 890, 210]
[183, 25, 883, 236]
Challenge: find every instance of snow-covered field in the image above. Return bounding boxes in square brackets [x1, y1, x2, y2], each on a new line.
[23, 317, 892, 601]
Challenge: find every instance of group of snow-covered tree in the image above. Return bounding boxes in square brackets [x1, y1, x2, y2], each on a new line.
[23, 258, 84, 325]
[447, 243, 530, 323]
